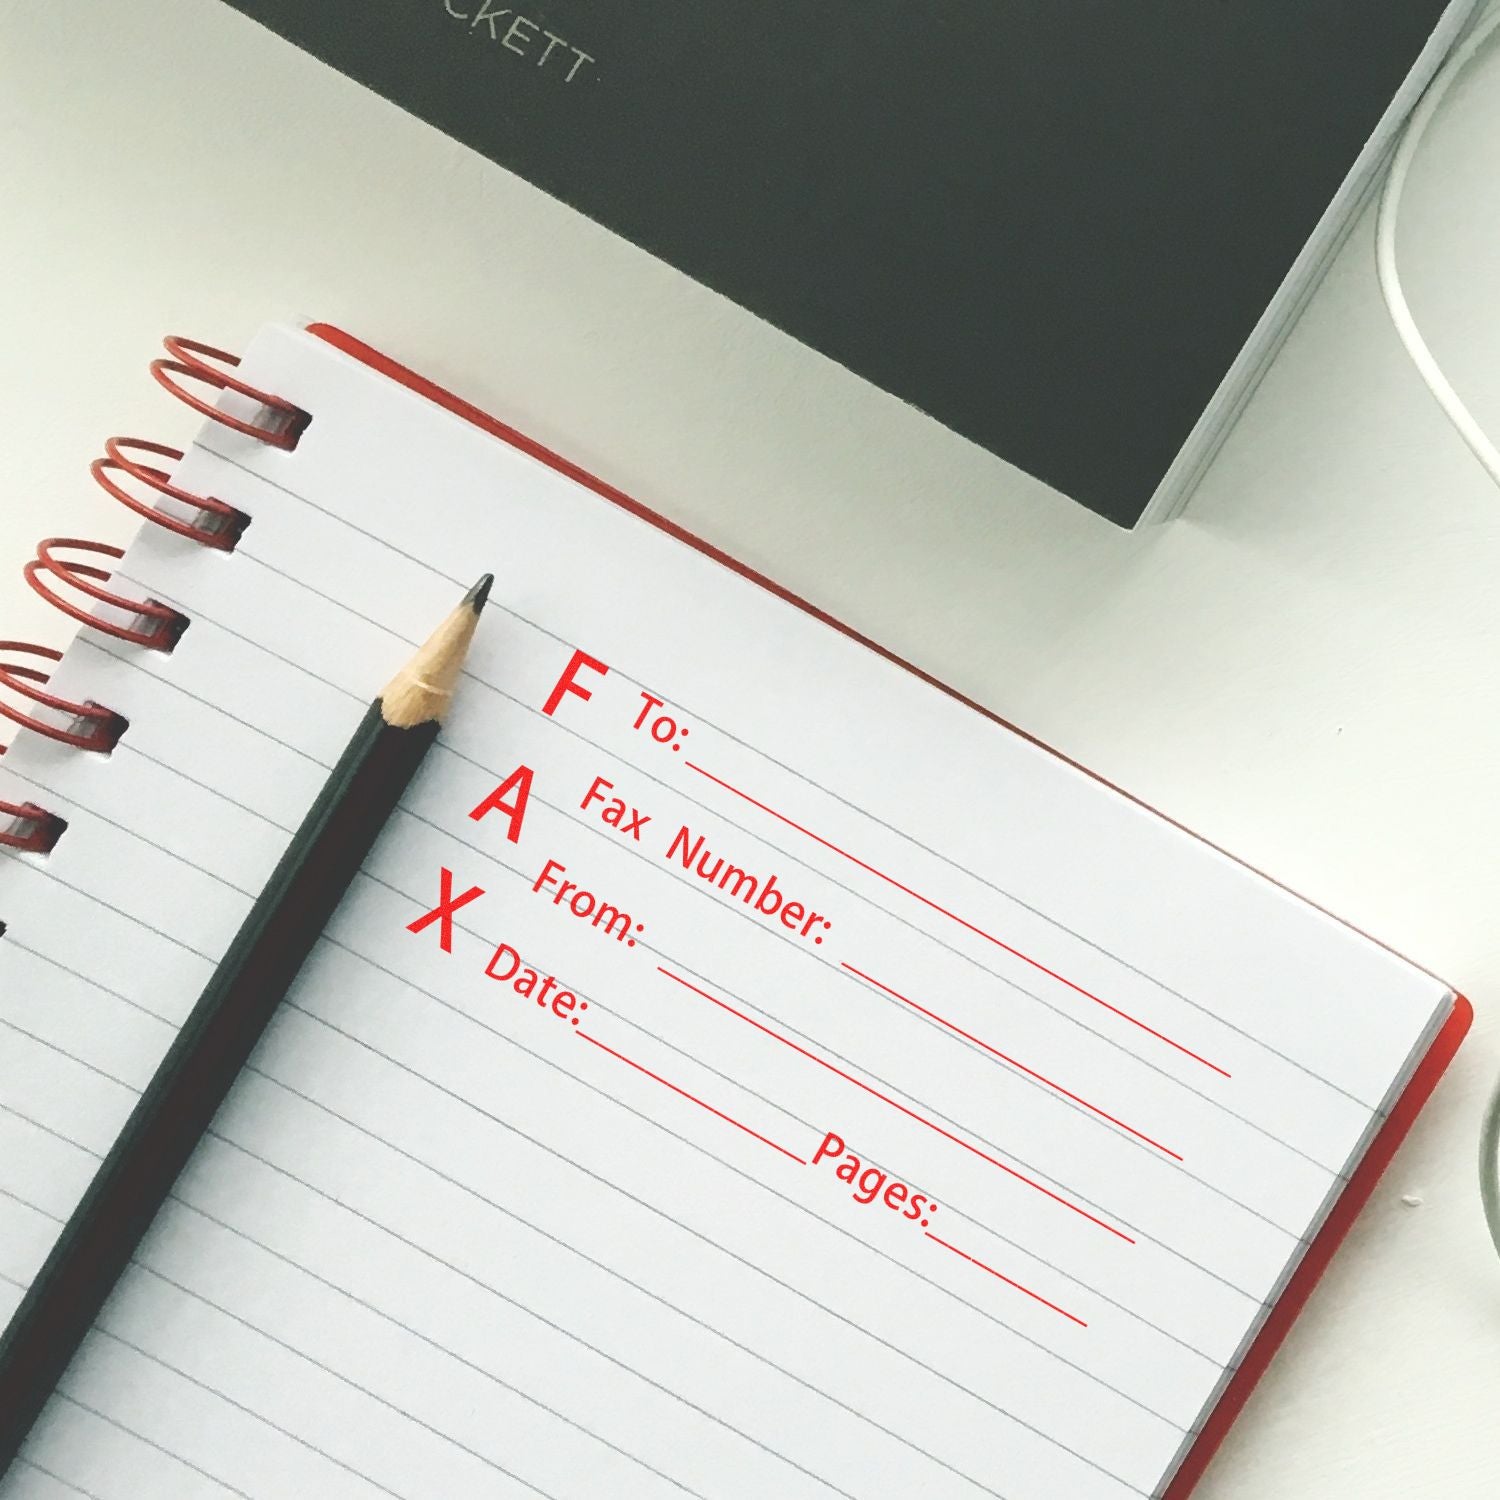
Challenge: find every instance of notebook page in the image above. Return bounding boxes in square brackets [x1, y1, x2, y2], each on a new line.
[0, 322, 1453, 1500]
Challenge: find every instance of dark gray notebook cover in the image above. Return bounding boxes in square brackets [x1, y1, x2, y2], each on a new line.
[215, 1, 1461, 525]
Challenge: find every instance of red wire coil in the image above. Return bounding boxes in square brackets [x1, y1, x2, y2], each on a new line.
[150, 335, 310, 450]
[89, 333, 306, 545]
[91, 437, 249, 551]
[0, 642, 127, 754]
[23, 538, 188, 652]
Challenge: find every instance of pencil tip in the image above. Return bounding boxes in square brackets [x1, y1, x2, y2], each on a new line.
[463, 573, 494, 615]
[384, 575, 491, 725]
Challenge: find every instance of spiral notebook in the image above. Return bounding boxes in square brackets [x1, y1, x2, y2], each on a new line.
[0, 325, 1470, 1500]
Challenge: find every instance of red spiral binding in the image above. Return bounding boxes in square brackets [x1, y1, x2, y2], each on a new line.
[0, 646, 76, 849]
[24, 538, 189, 652]
[0, 335, 310, 863]
[18, 334, 310, 646]
[91, 437, 249, 551]
[0, 642, 127, 753]
[150, 336, 310, 449]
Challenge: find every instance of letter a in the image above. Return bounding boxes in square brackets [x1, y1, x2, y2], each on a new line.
[469, 764, 534, 843]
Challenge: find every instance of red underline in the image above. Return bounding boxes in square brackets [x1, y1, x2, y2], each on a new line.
[577, 1031, 807, 1165]
[925, 1231, 1088, 1328]
[684, 760, 1228, 1079]
[656, 966, 1133, 1243]
[841, 962, 1183, 1162]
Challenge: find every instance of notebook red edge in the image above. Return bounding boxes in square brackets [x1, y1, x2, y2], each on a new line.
[304, 321, 1474, 1498]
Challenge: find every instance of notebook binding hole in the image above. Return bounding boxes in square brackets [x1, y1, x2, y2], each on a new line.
[0, 789, 68, 855]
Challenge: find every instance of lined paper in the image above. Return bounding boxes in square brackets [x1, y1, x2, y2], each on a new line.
[0, 323, 1453, 1500]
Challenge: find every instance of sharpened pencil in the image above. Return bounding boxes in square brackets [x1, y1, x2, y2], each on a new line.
[0, 573, 493, 1477]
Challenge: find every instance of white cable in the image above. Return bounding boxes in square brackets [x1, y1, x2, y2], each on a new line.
[1482, 1070, 1500, 1258]
[1377, 8, 1500, 1255]
[1375, 6, 1500, 486]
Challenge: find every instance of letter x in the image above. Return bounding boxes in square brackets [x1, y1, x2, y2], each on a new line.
[407, 866, 486, 953]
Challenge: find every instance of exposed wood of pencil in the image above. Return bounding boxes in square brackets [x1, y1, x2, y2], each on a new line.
[0, 574, 492, 1481]
[381, 571, 492, 728]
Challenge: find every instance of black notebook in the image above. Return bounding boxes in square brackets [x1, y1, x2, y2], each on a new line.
[211, 0, 1477, 524]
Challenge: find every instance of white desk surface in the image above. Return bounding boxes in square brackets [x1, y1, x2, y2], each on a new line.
[3, 2, 1499, 1495]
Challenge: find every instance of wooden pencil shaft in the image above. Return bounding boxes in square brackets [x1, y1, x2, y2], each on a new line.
[382, 579, 489, 728]
[0, 702, 436, 1473]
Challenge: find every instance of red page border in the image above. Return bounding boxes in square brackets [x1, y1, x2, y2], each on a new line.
[1163, 992, 1470, 1496]
[306, 321, 1472, 1496]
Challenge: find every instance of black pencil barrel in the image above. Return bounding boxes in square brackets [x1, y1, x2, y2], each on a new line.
[0, 701, 438, 1473]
